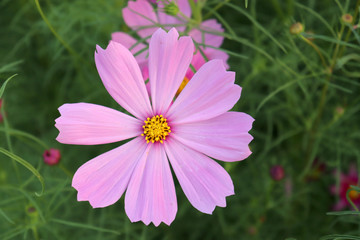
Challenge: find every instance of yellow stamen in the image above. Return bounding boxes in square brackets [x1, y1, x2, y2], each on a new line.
[141, 115, 171, 144]
[176, 77, 189, 96]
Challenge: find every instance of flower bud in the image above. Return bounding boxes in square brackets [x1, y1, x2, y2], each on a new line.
[270, 165, 285, 181]
[335, 106, 345, 116]
[43, 148, 61, 165]
[163, 2, 179, 16]
[290, 22, 304, 35]
[342, 14, 353, 24]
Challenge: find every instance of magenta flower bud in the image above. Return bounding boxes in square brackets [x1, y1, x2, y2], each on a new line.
[43, 148, 61, 165]
[270, 165, 285, 181]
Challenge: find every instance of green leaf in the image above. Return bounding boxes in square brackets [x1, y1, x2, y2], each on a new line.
[51, 218, 121, 235]
[256, 79, 298, 112]
[0, 61, 22, 73]
[225, 2, 287, 53]
[0, 208, 15, 224]
[0, 127, 49, 150]
[327, 210, 360, 216]
[0, 148, 44, 196]
[304, 33, 360, 50]
[295, 3, 336, 38]
[0, 74, 17, 99]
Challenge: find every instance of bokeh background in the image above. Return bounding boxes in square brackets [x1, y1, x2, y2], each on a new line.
[1, 0, 360, 239]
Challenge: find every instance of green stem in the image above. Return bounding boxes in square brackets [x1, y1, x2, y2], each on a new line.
[203, 0, 231, 19]
[58, 163, 73, 178]
[1, 102, 20, 182]
[338, 0, 360, 57]
[300, 15, 347, 180]
[188, 0, 202, 23]
[299, 35, 328, 69]
[34, 0, 78, 58]
[346, 188, 359, 212]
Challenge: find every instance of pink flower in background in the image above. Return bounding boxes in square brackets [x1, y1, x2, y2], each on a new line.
[270, 165, 285, 181]
[112, 0, 228, 83]
[55, 28, 254, 226]
[330, 164, 360, 210]
[43, 148, 61, 165]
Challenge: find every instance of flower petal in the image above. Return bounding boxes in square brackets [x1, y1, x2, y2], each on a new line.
[72, 137, 147, 208]
[189, 19, 224, 48]
[148, 28, 194, 114]
[172, 112, 254, 162]
[165, 138, 234, 214]
[55, 103, 141, 145]
[95, 41, 152, 119]
[125, 143, 177, 226]
[206, 48, 229, 69]
[157, 0, 190, 32]
[111, 32, 148, 65]
[185, 50, 206, 79]
[122, 0, 159, 38]
[167, 59, 241, 124]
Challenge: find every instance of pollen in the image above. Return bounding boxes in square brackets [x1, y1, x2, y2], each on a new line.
[141, 115, 171, 144]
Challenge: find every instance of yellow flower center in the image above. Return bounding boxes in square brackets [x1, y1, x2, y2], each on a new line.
[349, 190, 360, 200]
[141, 115, 171, 144]
[176, 77, 189, 96]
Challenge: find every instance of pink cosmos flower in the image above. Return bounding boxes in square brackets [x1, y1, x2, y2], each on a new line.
[330, 164, 360, 210]
[112, 0, 228, 82]
[55, 28, 254, 226]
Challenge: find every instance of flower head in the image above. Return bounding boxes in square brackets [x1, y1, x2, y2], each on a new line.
[43, 148, 61, 165]
[290, 22, 304, 35]
[55, 28, 254, 226]
[330, 164, 360, 210]
[112, 0, 229, 90]
[342, 14, 353, 24]
[270, 165, 285, 181]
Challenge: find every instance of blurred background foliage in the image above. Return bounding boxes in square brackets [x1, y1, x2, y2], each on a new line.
[1, 0, 360, 239]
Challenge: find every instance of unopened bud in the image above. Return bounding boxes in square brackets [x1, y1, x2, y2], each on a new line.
[335, 106, 345, 116]
[342, 14, 353, 24]
[26, 204, 38, 217]
[43, 148, 61, 165]
[163, 2, 179, 16]
[270, 165, 285, 181]
[290, 22, 304, 35]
